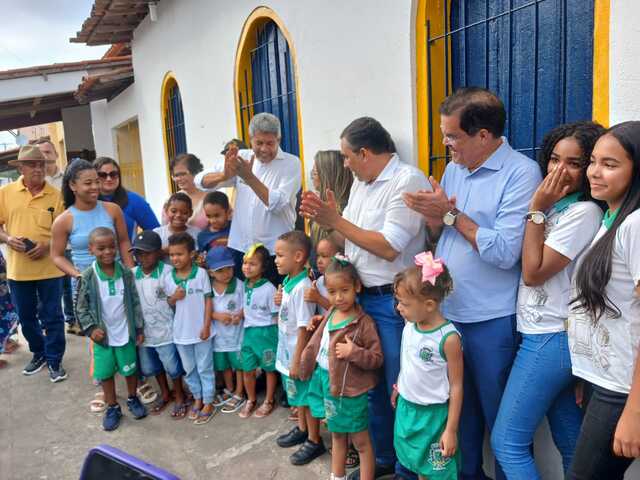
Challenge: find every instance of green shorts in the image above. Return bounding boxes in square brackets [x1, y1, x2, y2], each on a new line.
[241, 325, 277, 372]
[306, 367, 368, 433]
[394, 396, 460, 479]
[213, 351, 242, 371]
[92, 340, 138, 381]
[282, 374, 310, 407]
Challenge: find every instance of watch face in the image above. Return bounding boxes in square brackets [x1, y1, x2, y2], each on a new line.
[532, 212, 545, 224]
[443, 212, 456, 226]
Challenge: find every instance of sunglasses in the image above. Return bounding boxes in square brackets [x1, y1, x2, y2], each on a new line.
[97, 171, 119, 179]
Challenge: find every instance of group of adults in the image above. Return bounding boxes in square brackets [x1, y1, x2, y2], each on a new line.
[1, 87, 639, 480]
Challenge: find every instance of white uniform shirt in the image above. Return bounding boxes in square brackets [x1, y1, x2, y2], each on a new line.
[194, 148, 301, 254]
[343, 154, 429, 287]
[93, 262, 129, 347]
[134, 263, 174, 347]
[397, 321, 460, 405]
[162, 265, 212, 345]
[153, 225, 201, 249]
[315, 275, 329, 316]
[316, 321, 330, 371]
[568, 210, 640, 394]
[276, 270, 315, 376]
[212, 278, 245, 352]
[517, 201, 602, 334]
[243, 279, 278, 327]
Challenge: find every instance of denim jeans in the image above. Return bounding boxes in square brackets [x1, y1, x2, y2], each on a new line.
[139, 344, 185, 379]
[360, 292, 416, 479]
[491, 332, 583, 479]
[176, 340, 215, 403]
[454, 315, 520, 480]
[9, 277, 65, 368]
[567, 384, 633, 479]
[62, 250, 75, 324]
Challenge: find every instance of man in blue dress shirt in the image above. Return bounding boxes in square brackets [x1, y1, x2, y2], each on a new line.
[405, 87, 541, 480]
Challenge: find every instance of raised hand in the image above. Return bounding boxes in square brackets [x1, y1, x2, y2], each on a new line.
[274, 284, 283, 306]
[336, 335, 355, 359]
[403, 176, 450, 227]
[304, 280, 320, 303]
[299, 189, 340, 229]
[529, 165, 572, 212]
[306, 314, 324, 332]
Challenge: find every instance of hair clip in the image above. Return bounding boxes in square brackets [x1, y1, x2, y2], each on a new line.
[332, 253, 351, 266]
[244, 243, 265, 259]
[414, 251, 444, 286]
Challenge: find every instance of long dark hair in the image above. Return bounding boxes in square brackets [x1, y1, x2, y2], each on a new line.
[62, 159, 95, 208]
[538, 121, 605, 200]
[94, 157, 128, 208]
[572, 121, 640, 320]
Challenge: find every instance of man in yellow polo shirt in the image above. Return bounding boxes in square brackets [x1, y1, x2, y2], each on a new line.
[0, 145, 67, 382]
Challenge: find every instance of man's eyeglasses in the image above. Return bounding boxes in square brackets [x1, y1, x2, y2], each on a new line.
[97, 171, 120, 179]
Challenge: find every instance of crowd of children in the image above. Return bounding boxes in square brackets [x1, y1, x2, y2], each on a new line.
[72, 184, 463, 479]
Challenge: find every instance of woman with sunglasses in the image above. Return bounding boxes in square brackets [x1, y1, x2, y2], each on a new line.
[94, 157, 160, 240]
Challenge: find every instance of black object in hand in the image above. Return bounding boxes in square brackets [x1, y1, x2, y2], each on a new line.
[22, 238, 36, 252]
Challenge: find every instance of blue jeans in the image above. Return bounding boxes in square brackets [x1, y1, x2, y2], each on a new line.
[360, 292, 416, 479]
[176, 340, 215, 403]
[454, 315, 519, 480]
[9, 277, 65, 368]
[139, 344, 185, 379]
[491, 332, 583, 479]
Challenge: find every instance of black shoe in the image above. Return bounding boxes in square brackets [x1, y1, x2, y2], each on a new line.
[48, 364, 68, 383]
[347, 463, 395, 480]
[276, 426, 308, 448]
[22, 355, 46, 376]
[290, 438, 327, 466]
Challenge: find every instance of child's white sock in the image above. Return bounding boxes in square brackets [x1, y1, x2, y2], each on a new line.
[330, 475, 346, 480]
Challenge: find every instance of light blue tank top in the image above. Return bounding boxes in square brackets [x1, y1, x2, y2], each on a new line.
[68, 201, 115, 272]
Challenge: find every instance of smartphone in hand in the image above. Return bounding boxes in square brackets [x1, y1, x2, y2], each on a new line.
[22, 238, 36, 252]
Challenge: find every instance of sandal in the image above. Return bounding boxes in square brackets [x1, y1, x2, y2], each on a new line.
[194, 407, 217, 425]
[188, 405, 201, 420]
[137, 383, 158, 405]
[346, 445, 360, 468]
[238, 399, 257, 419]
[221, 395, 246, 413]
[4, 338, 19, 353]
[89, 392, 106, 413]
[254, 400, 276, 418]
[288, 406, 299, 421]
[149, 397, 171, 415]
[170, 403, 188, 419]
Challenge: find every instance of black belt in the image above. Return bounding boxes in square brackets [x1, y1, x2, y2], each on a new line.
[361, 284, 394, 296]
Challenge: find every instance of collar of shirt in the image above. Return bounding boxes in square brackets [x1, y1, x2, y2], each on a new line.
[369, 153, 400, 184]
[94, 261, 123, 296]
[283, 268, 309, 294]
[239, 147, 286, 164]
[135, 262, 165, 280]
[17, 176, 53, 198]
[171, 263, 198, 287]
[463, 137, 509, 177]
[552, 191, 583, 214]
[224, 277, 238, 295]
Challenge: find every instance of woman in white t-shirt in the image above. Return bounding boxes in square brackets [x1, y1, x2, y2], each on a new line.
[566, 121, 640, 479]
[492, 122, 605, 479]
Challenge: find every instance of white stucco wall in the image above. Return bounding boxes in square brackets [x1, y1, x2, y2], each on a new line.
[609, 0, 640, 124]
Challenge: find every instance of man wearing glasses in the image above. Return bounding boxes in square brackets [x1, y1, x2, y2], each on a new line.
[0, 145, 67, 382]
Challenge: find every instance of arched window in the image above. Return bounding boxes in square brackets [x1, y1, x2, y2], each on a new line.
[161, 73, 187, 192]
[416, 0, 609, 178]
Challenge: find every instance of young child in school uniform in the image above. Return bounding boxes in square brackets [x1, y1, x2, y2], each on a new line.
[238, 243, 279, 419]
[76, 227, 148, 431]
[274, 230, 326, 466]
[392, 252, 463, 480]
[163, 232, 215, 425]
[154, 192, 201, 255]
[131, 230, 187, 418]
[197, 191, 232, 254]
[304, 237, 340, 315]
[206, 247, 246, 413]
[300, 255, 383, 480]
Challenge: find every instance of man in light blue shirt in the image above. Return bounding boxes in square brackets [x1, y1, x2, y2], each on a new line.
[405, 87, 541, 480]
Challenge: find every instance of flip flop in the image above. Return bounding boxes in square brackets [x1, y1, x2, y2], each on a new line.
[89, 392, 106, 413]
[171, 403, 188, 419]
[188, 405, 201, 420]
[137, 383, 158, 405]
[194, 407, 218, 425]
[149, 397, 171, 415]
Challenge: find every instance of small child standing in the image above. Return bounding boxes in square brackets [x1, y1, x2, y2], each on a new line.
[154, 192, 201, 253]
[300, 256, 383, 480]
[76, 227, 147, 431]
[197, 191, 232, 254]
[131, 230, 187, 418]
[304, 237, 340, 315]
[163, 232, 215, 425]
[238, 244, 279, 419]
[392, 252, 463, 480]
[274, 231, 325, 466]
[206, 247, 246, 413]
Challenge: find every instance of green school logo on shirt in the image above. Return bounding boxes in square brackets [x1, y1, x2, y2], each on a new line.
[324, 398, 337, 419]
[280, 306, 289, 323]
[419, 346, 433, 363]
[262, 349, 275, 365]
[428, 442, 451, 471]
[227, 300, 237, 311]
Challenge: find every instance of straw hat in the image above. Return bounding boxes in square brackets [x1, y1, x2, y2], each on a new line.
[8, 145, 55, 166]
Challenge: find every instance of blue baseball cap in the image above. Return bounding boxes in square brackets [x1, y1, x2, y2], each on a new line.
[206, 247, 235, 271]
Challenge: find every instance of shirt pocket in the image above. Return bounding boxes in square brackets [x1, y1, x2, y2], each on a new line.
[36, 208, 53, 230]
[361, 208, 385, 232]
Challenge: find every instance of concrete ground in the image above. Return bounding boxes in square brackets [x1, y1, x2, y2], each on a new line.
[0, 333, 333, 480]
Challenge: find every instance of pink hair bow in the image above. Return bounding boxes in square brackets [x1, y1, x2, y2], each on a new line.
[414, 251, 444, 286]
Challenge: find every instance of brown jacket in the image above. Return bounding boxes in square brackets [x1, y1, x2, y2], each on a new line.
[299, 307, 383, 397]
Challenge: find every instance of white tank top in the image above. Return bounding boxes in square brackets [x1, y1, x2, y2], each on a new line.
[397, 321, 460, 405]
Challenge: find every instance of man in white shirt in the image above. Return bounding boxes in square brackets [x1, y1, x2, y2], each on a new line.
[300, 117, 429, 479]
[194, 113, 301, 284]
[37, 139, 64, 190]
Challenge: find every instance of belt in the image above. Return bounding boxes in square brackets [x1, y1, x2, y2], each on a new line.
[361, 284, 394, 296]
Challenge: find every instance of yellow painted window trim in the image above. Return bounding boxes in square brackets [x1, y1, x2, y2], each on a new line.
[160, 71, 179, 194]
[593, 0, 610, 127]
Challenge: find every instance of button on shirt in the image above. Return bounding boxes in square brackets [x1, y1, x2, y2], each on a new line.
[435, 139, 542, 323]
[194, 148, 301, 254]
[343, 154, 429, 288]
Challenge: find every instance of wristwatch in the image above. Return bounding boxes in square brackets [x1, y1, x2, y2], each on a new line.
[526, 211, 547, 225]
[443, 208, 460, 227]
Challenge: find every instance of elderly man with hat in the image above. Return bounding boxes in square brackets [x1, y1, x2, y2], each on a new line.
[0, 145, 67, 382]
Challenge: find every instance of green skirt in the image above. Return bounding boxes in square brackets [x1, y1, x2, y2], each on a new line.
[394, 395, 460, 479]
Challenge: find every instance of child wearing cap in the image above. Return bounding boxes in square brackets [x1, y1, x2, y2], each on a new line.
[131, 230, 188, 418]
[207, 247, 246, 413]
[76, 227, 147, 431]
